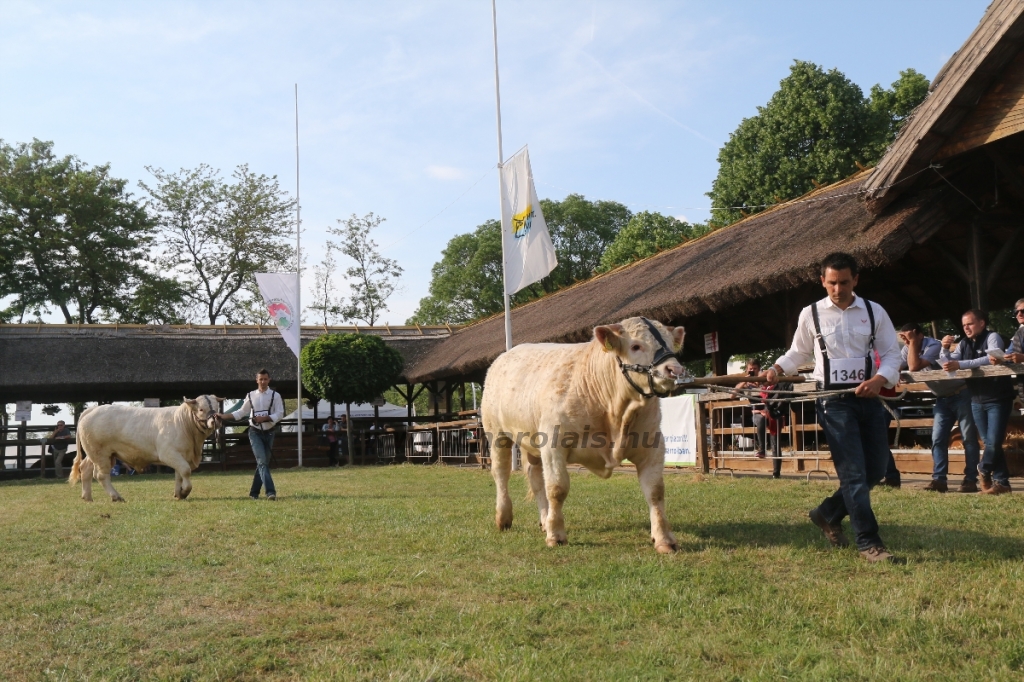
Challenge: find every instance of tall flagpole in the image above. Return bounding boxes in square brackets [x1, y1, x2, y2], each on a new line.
[491, 0, 512, 352]
[295, 83, 303, 467]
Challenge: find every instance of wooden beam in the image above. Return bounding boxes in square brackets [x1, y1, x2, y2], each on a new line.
[985, 225, 1023, 290]
[985, 146, 1024, 203]
[929, 240, 971, 283]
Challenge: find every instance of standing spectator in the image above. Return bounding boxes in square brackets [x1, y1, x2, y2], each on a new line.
[898, 322, 980, 492]
[1001, 297, 1024, 363]
[48, 420, 72, 477]
[765, 252, 902, 563]
[217, 368, 284, 500]
[338, 413, 350, 465]
[941, 310, 1014, 495]
[734, 358, 767, 458]
[322, 416, 340, 467]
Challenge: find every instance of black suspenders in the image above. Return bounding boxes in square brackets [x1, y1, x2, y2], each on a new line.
[249, 389, 278, 429]
[811, 299, 876, 389]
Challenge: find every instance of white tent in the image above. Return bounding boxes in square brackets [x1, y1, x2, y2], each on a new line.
[279, 399, 410, 431]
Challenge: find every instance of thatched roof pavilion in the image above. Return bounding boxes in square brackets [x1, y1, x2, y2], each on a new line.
[406, 0, 1024, 385]
[0, 324, 450, 403]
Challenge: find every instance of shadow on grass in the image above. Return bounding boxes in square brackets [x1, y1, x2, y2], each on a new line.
[688, 520, 1024, 560]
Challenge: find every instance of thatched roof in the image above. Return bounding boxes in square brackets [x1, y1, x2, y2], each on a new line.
[0, 324, 450, 403]
[405, 173, 970, 383]
[864, 0, 1024, 210]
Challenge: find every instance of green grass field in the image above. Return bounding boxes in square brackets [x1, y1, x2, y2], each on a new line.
[3, 466, 1024, 681]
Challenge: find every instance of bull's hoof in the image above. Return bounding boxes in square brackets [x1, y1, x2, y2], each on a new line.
[180, 488, 192, 500]
[496, 509, 513, 531]
[654, 541, 678, 554]
[111, 497, 126, 503]
[82, 496, 93, 503]
[546, 536, 568, 547]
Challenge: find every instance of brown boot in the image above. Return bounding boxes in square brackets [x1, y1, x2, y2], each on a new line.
[958, 480, 979, 493]
[860, 546, 900, 564]
[809, 508, 849, 548]
[982, 482, 1012, 495]
[978, 466, 993, 493]
[923, 480, 948, 493]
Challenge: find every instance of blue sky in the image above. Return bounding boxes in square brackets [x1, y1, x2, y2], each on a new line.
[0, 0, 991, 326]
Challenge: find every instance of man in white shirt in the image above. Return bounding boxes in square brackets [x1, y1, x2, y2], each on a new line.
[217, 368, 284, 500]
[764, 253, 901, 564]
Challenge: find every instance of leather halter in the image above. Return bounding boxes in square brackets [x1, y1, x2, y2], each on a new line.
[616, 318, 678, 399]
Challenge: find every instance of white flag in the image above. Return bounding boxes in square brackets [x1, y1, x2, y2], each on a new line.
[500, 146, 557, 295]
[256, 272, 301, 358]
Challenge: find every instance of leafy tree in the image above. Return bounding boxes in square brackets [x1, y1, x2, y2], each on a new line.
[864, 68, 931, 161]
[409, 195, 631, 324]
[328, 213, 402, 326]
[301, 332, 404, 463]
[598, 211, 696, 272]
[541, 194, 631, 287]
[707, 61, 930, 227]
[0, 139, 171, 323]
[407, 219, 528, 325]
[141, 164, 296, 324]
[307, 242, 344, 326]
[104, 275, 189, 324]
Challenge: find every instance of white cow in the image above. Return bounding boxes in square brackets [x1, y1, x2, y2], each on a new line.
[69, 396, 222, 502]
[481, 317, 686, 552]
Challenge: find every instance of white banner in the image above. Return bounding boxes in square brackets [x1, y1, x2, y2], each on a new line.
[14, 401, 32, 422]
[660, 394, 696, 466]
[255, 272, 301, 358]
[500, 146, 557, 295]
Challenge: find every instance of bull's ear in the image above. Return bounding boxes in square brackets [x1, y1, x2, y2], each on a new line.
[594, 324, 624, 353]
[213, 395, 227, 403]
[670, 326, 686, 352]
[184, 397, 198, 406]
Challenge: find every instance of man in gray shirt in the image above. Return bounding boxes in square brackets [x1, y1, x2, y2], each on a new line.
[898, 323, 979, 493]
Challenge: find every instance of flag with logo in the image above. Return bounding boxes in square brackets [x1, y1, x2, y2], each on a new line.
[256, 272, 301, 358]
[500, 145, 557, 295]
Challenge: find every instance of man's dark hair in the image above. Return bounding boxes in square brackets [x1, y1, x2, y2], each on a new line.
[963, 309, 988, 324]
[900, 322, 923, 334]
[746, 358, 761, 367]
[257, 368, 270, 377]
[820, 252, 859, 277]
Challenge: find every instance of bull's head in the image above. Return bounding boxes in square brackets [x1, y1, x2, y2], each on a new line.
[594, 318, 686, 397]
[184, 395, 227, 430]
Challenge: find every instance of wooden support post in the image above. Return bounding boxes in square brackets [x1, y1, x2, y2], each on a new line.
[17, 420, 26, 472]
[458, 382, 466, 413]
[696, 399, 710, 474]
[969, 217, 987, 311]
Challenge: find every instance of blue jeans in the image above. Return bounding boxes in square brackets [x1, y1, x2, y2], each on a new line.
[932, 390, 980, 482]
[972, 399, 1012, 486]
[815, 395, 889, 551]
[248, 428, 277, 497]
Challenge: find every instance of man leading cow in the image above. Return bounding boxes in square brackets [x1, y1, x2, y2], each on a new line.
[217, 368, 284, 501]
[764, 252, 902, 564]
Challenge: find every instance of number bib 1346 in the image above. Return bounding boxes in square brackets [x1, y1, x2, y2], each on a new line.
[825, 357, 870, 388]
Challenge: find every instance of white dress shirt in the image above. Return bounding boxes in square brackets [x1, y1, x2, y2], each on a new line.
[231, 388, 284, 431]
[775, 295, 901, 388]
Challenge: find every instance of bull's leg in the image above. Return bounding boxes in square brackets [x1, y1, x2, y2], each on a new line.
[95, 454, 125, 503]
[80, 457, 94, 502]
[165, 454, 194, 500]
[490, 433, 514, 530]
[540, 444, 570, 547]
[525, 453, 549, 530]
[636, 454, 677, 553]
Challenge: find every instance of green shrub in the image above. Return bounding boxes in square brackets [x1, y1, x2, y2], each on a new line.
[301, 333, 403, 405]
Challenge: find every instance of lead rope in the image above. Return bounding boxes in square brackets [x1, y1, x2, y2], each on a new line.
[699, 384, 908, 427]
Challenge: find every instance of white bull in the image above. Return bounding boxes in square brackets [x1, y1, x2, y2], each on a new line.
[69, 396, 222, 502]
[481, 317, 686, 552]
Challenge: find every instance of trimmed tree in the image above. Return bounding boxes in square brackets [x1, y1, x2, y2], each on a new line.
[300, 333, 404, 465]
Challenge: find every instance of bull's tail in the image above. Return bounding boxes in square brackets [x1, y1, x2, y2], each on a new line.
[69, 435, 83, 485]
